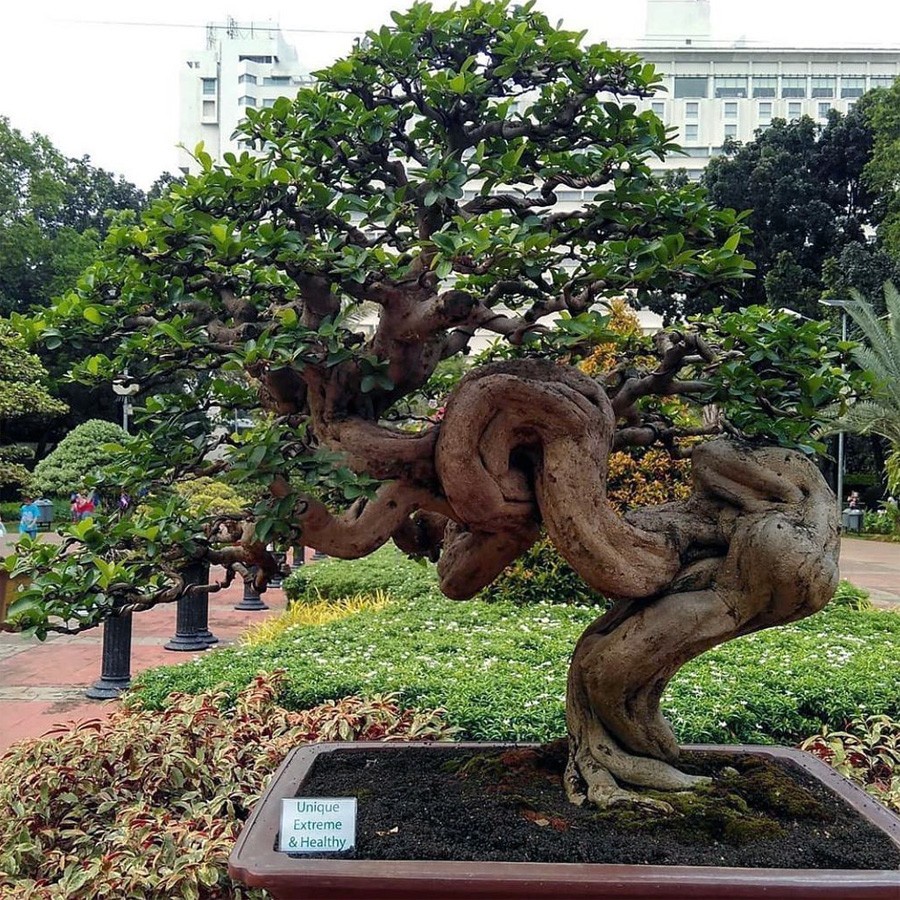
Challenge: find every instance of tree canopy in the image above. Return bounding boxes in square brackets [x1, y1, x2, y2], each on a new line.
[701, 111, 875, 320]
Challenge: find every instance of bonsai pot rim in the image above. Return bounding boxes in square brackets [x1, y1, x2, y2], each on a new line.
[229, 741, 900, 899]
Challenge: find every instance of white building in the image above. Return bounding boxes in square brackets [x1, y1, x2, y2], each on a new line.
[630, 1, 900, 178]
[178, 19, 312, 175]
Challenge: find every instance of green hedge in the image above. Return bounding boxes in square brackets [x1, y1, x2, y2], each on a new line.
[130, 590, 900, 747]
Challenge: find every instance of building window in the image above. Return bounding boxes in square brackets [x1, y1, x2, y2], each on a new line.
[685, 101, 699, 118]
[841, 76, 866, 98]
[202, 100, 216, 118]
[239, 73, 257, 85]
[818, 102, 832, 118]
[684, 123, 699, 141]
[871, 75, 896, 90]
[238, 95, 256, 107]
[651, 101, 665, 116]
[714, 76, 748, 98]
[239, 55, 273, 63]
[788, 101, 802, 119]
[811, 77, 835, 98]
[752, 76, 777, 98]
[262, 98, 276, 108]
[782, 76, 807, 98]
[202, 78, 217, 95]
[674, 76, 708, 98]
[263, 76, 292, 86]
[758, 101, 773, 120]
[724, 123, 737, 139]
[724, 101, 738, 119]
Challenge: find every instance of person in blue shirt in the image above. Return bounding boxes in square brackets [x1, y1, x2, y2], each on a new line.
[18, 497, 40, 539]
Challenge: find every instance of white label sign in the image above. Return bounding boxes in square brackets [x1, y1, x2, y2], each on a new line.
[279, 797, 357, 853]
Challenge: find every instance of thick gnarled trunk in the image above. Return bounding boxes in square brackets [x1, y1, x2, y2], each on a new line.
[289, 359, 839, 808]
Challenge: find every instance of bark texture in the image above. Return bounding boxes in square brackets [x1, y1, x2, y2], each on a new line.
[286, 359, 839, 808]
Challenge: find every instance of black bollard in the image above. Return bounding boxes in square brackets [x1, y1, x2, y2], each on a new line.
[86, 602, 133, 699]
[234, 565, 269, 611]
[195, 577, 219, 646]
[291, 546, 305, 567]
[165, 561, 211, 652]
[269, 551, 287, 588]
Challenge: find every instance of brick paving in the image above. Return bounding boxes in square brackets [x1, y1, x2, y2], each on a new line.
[0, 538, 897, 756]
[0, 567, 286, 754]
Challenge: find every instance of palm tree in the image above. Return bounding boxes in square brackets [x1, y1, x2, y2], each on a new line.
[826, 282, 900, 492]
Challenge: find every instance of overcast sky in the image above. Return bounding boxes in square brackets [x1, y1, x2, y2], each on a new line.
[1, 1, 899, 189]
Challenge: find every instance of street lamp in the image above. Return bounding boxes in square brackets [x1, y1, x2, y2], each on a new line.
[112, 370, 140, 434]
[819, 299, 849, 521]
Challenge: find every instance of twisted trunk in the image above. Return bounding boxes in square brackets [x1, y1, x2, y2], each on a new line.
[288, 359, 839, 808]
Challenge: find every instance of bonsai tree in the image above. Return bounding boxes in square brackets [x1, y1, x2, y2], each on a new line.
[4, 0, 862, 809]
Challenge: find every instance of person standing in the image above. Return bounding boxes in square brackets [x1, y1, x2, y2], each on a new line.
[18, 497, 39, 539]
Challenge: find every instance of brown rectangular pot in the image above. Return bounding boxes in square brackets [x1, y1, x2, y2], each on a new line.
[228, 741, 900, 899]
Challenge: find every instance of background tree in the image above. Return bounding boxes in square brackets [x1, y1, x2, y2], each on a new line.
[826, 283, 900, 492]
[700, 111, 875, 320]
[5, 0, 860, 810]
[0, 118, 154, 456]
[860, 79, 900, 260]
[0, 324, 67, 498]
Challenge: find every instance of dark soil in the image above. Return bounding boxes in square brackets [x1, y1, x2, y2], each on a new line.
[295, 741, 900, 869]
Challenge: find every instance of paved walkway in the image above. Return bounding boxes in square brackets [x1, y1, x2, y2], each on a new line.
[0, 538, 897, 756]
[0, 569, 286, 754]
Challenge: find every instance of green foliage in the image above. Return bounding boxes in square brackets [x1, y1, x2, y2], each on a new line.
[479, 537, 608, 607]
[0, 323, 67, 493]
[29, 419, 125, 498]
[284, 544, 441, 603]
[830, 579, 875, 611]
[130, 594, 900, 748]
[0, 116, 145, 318]
[860, 78, 900, 258]
[701, 111, 875, 320]
[698, 306, 865, 454]
[0, 673, 455, 898]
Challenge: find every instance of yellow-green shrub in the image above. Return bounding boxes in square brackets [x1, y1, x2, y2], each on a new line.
[241, 590, 390, 646]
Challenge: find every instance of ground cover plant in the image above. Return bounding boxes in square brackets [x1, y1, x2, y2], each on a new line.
[4, 0, 872, 811]
[0, 674, 455, 899]
[131, 586, 900, 750]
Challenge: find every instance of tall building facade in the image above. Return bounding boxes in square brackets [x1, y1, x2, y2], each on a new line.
[178, 20, 312, 175]
[630, 1, 900, 178]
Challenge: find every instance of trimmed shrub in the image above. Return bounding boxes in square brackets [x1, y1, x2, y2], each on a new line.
[283, 544, 440, 603]
[0, 673, 455, 898]
[174, 476, 250, 516]
[30, 419, 125, 498]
